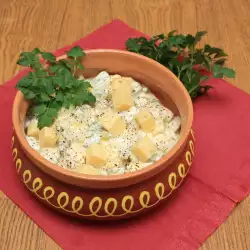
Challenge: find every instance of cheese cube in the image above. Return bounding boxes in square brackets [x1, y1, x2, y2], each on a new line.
[111, 77, 126, 89]
[39, 127, 57, 148]
[135, 109, 156, 132]
[101, 131, 112, 140]
[132, 136, 157, 162]
[152, 120, 165, 136]
[86, 143, 107, 167]
[111, 77, 134, 111]
[99, 110, 126, 136]
[110, 74, 121, 80]
[27, 120, 39, 138]
[73, 164, 101, 175]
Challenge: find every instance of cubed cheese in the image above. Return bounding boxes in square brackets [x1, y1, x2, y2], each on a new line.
[27, 120, 39, 138]
[132, 136, 157, 162]
[99, 110, 126, 136]
[152, 120, 165, 136]
[73, 164, 101, 175]
[111, 77, 134, 111]
[135, 109, 156, 132]
[39, 127, 57, 148]
[101, 131, 112, 140]
[110, 74, 121, 80]
[86, 143, 107, 167]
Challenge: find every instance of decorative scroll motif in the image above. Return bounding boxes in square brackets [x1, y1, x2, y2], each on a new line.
[11, 131, 195, 217]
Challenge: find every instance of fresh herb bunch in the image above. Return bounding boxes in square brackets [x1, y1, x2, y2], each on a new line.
[126, 31, 235, 99]
[15, 46, 96, 129]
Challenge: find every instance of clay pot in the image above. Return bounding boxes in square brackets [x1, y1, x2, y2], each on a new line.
[12, 49, 194, 220]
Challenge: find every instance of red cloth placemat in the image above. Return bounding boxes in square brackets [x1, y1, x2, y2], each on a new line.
[0, 20, 250, 250]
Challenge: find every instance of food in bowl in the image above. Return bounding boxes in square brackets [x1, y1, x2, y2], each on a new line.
[12, 48, 194, 220]
[25, 71, 181, 176]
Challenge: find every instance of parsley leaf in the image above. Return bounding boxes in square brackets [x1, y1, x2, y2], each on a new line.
[126, 39, 141, 52]
[19, 88, 36, 99]
[67, 46, 85, 58]
[33, 103, 47, 116]
[16, 74, 33, 88]
[212, 64, 236, 78]
[42, 52, 56, 63]
[37, 114, 54, 129]
[50, 60, 71, 73]
[194, 31, 207, 45]
[77, 63, 84, 71]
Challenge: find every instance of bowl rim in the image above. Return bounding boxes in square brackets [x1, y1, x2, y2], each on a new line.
[12, 49, 193, 189]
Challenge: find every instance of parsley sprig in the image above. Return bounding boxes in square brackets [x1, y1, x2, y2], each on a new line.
[126, 31, 235, 99]
[15, 46, 96, 129]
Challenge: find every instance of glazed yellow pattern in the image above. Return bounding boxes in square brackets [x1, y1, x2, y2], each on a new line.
[11, 130, 195, 218]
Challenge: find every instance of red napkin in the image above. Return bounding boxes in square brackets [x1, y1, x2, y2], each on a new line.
[0, 20, 249, 250]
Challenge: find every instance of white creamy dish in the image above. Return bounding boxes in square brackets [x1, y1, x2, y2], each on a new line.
[25, 72, 181, 176]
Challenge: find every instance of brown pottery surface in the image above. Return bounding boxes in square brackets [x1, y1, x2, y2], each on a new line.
[12, 50, 194, 220]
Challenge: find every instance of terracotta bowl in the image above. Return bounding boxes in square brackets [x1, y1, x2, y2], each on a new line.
[12, 49, 194, 220]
